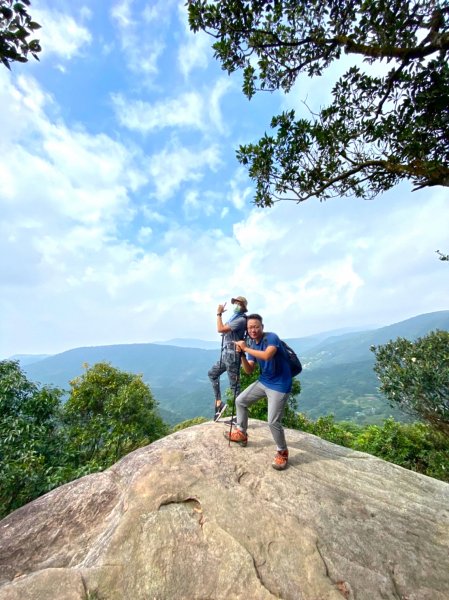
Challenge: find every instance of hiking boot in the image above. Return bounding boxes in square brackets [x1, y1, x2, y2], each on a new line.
[272, 449, 289, 470]
[214, 402, 227, 421]
[223, 428, 248, 447]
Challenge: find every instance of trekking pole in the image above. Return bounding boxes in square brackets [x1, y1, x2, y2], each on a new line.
[228, 350, 242, 447]
[215, 334, 225, 416]
[218, 333, 224, 370]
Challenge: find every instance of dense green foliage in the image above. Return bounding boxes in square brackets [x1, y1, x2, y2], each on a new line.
[0, 360, 168, 519]
[64, 362, 169, 475]
[296, 415, 449, 483]
[188, 0, 449, 204]
[372, 330, 449, 435]
[0, 0, 41, 69]
[0, 360, 65, 517]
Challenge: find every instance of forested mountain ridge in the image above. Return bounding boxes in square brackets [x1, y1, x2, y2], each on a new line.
[24, 344, 218, 425]
[20, 310, 449, 425]
[288, 310, 449, 423]
[286, 310, 449, 369]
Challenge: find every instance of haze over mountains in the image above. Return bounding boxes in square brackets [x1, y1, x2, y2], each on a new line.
[15, 311, 449, 426]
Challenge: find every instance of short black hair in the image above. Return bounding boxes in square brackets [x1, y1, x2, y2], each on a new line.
[246, 313, 263, 324]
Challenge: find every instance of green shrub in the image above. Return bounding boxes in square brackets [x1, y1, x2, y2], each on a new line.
[351, 418, 449, 481]
[290, 412, 449, 483]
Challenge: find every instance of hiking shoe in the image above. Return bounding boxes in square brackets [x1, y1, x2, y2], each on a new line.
[222, 416, 237, 426]
[223, 428, 248, 447]
[214, 402, 227, 422]
[272, 449, 289, 470]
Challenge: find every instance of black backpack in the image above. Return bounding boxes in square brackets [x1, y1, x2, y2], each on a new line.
[281, 341, 302, 377]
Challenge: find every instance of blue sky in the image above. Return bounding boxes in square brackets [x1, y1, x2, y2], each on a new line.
[1, 0, 448, 358]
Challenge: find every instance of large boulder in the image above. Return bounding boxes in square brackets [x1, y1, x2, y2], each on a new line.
[1, 420, 448, 599]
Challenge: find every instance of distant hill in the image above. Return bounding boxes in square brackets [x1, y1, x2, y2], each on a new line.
[24, 343, 219, 424]
[152, 327, 376, 351]
[286, 310, 449, 369]
[8, 354, 52, 366]
[152, 338, 220, 350]
[298, 359, 409, 424]
[288, 310, 449, 423]
[22, 310, 449, 426]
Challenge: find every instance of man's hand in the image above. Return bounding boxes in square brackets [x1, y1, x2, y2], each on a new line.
[217, 302, 227, 315]
[235, 340, 247, 353]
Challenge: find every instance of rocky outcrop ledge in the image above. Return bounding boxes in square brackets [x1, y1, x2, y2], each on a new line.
[1, 420, 449, 600]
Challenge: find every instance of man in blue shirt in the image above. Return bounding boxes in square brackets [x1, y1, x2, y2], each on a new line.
[224, 313, 292, 470]
[209, 296, 248, 421]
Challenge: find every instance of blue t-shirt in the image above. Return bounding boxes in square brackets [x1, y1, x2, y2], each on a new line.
[247, 332, 292, 393]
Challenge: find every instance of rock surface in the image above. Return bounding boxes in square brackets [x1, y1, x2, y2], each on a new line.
[1, 420, 449, 600]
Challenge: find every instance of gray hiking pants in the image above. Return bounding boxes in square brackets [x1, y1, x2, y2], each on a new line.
[236, 380, 289, 451]
[208, 350, 241, 402]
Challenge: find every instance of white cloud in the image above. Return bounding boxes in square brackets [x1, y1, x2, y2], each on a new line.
[178, 29, 211, 78]
[183, 189, 200, 215]
[0, 72, 54, 144]
[141, 206, 167, 223]
[0, 73, 148, 298]
[149, 141, 222, 200]
[177, 1, 211, 77]
[2, 124, 142, 229]
[182, 189, 216, 220]
[112, 76, 233, 136]
[110, 0, 133, 28]
[2, 176, 449, 355]
[228, 167, 253, 210]
[234, 189, 449, 336]
[137, 226, 153, 243]
[142, 0, 176, 23]
[112, 91, 205, 132]
[0, 217, 247, 354]
[208, 78, 234, 134]
[111, 0, 166, 77]
[33, 8, 92, 60]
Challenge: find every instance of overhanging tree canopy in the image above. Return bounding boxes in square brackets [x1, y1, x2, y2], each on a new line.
[188, 0, 449, 205]
[0, 0, 41, 69]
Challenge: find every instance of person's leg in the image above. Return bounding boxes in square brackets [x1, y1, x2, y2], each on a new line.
[208, 359, 227, 405]
[224, 380, 265, 445]
[266, 388, 289, 450]
[265, 387, 290, 470]
[219, 353, 241, 424]
[236, 380, 266, 433]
